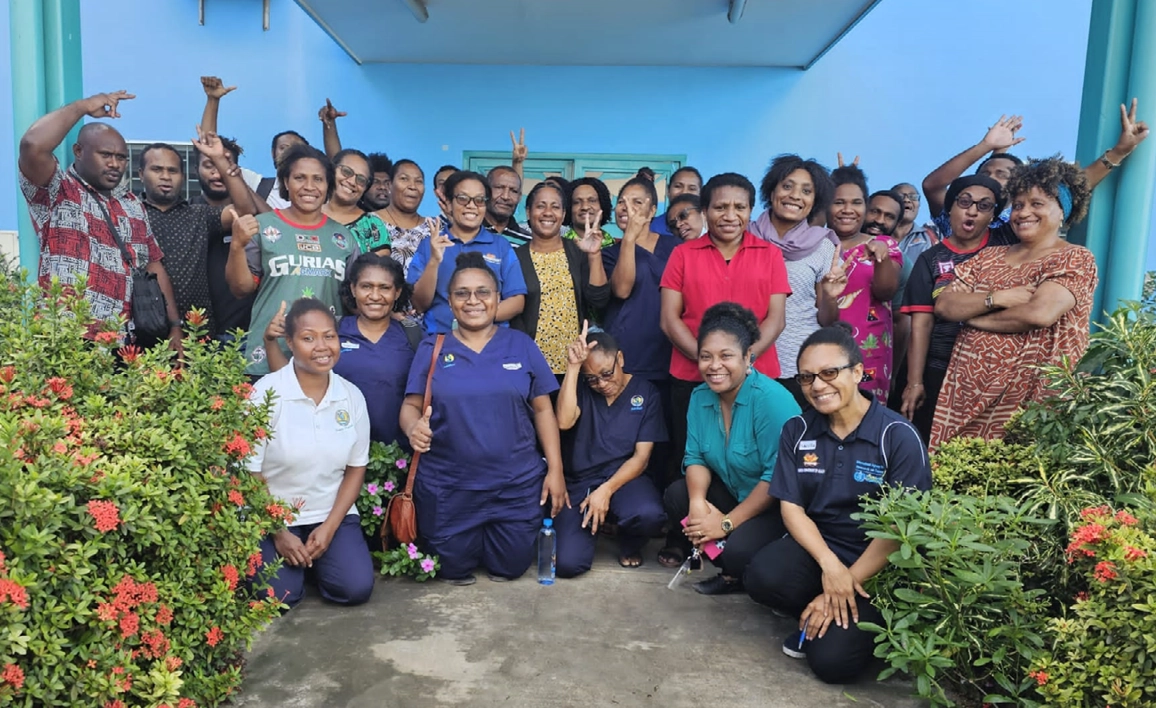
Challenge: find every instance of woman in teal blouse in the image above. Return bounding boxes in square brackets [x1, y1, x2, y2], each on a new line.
[660, 302, 802, 594]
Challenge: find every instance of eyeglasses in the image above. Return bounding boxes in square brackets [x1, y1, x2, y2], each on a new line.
[582, 360, 618, 385]
[898, 193, 920, 204]
[454, 194, 488, 207]
[955, 194, 996, 213]
[337, 164, 369, 188]
[793, 363, 855, 386]
[450, 287, 494, 301]
[672, 207, 700, 222]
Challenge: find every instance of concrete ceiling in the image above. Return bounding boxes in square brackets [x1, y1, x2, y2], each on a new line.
[293, 0, 880, 68]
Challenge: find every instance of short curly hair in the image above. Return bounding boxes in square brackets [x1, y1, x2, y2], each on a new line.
[1003, 156, 1090, 226]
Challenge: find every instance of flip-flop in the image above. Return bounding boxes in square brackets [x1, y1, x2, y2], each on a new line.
[657, 546, 684, 569]
[618, 554, 643, 568]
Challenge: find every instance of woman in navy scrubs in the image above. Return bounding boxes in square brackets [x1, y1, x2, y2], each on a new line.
[553, 327, 667, 575]
[745, 322, 931, 684]
[401, 252, 568, 585]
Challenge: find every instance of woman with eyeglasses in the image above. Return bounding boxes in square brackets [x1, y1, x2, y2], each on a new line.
[745, 322, 930, 685]
[401, 252, 566, 585]
[227, 144, 359, 378]
[749, 155, 841, 407]
[659, 303, 801, 591]
[929, 158, 1098, 448]
[323, 149, 391, 256]
[510, 182, 609, 377]
[897, 175, 1006, 443]
[552, 326, 667, 574]
[407, 170, 527, 334]
[377, 159, 432, 277]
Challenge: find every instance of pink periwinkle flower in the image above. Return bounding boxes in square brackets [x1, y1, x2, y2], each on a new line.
[420, 558, 436, 573]
[383, 481, 395, 493]
[396, 459, 407, 470]
[407, 543, 420, 560]
[372, 506, 384, 517]
[366, 483, 379, 495]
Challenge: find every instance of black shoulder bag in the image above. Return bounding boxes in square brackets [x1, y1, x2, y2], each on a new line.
[93, 198, 171, 340]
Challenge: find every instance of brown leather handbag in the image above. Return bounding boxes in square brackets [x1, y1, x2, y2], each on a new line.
[383, 333, 444, 545]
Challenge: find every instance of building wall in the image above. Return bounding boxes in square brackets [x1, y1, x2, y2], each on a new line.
[6, 0, 1151, 266]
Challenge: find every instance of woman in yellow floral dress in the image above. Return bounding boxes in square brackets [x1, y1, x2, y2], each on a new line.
[511, 182, 610, 378]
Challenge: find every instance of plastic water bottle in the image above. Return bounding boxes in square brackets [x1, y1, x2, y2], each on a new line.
[537, 518, 556, 585]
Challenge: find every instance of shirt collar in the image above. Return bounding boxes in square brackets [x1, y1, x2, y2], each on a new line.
[449, 226, 497, 245]
[69, 164, 130, 200]
[809, 392, 886, 444]
[142, 196, 191, 212]
[278, 360, 341, 406]
[685, 230, 768, 251]
[696, 370, 765, 409]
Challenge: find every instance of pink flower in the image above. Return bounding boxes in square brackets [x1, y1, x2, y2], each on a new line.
[366, 483, 379, 495]
[396, 458, 407, 469]
[372, 506, 384, 517]
[420, 558, 436, 573]
[1116, 510, 1139, 527]
[383, 481, 395, 493]
[1124, 546, 1147, 562]
[407, 543, 420, 560]
[1094, 561, 1118, 583]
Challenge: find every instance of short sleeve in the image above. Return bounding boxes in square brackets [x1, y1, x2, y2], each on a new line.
[950, 248, 991, 290]
[19, 163, 64, 231]
[636, 381, 669, 444]
[682, 394, 706, 472]
[244, 236, 263, 277]
[767, 245, 793, 296]
[346, 385, 371, 467]
[499, 246, 528, 298]
[601, 244, 620, 280]
[881, 419, 931, 491]
[884, 236, 903, 267]
[245, 377, 277, 474]
[525, 334, 559, 399]
[1041, 247, 1098, 309]
[752, 380, 803, 485]
[813, 239, 836, 285]
[659, 244, 686, 291]
[142, 221, 164, 264]
[405, 238, 432, 286]
[405, 336, 436, 397]
[900, 249, 936, 313]
[354, 214, 392, 252]
[769, 417, 805, 503]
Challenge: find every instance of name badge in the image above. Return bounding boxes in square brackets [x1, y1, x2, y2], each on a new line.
[798, 440, 817, 451]
[341, 341, 360, 350]
[503, 362, 522, 371]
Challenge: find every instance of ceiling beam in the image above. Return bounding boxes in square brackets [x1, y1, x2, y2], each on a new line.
[400, 0, 429, 23]
[728, 0, 747, 24]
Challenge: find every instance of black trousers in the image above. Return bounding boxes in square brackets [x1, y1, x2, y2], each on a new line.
[891, 363, 947, 446]
[662, 477, 785, 580]
[745, 535, 882, 685]
[667, 378, 699, 486]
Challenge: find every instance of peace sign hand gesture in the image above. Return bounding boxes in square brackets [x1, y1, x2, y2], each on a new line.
[83, 91, 135, 119]
[836, 152, 860, 168]
[981, 114, 1025, 152]
[510, 128, 528, 164]
[821, 248, 852, 300]
[576, 211, 605, 254]
[622, 199, 650, 242]
[566, 320, 597, 370]
[427, 217, 453, 263]
[1113, 98, 1150, 157]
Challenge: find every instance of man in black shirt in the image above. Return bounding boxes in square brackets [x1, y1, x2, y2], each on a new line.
[484, 165, 532, 247]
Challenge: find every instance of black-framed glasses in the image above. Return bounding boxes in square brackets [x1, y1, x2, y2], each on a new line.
[794, 363, 855, 386]
[337, 163, 369, 188]
[582, 360, 618, 385]
[898, 192, 920, 204]
[955, 194, 996, 213]
[454, 194, 488, 207]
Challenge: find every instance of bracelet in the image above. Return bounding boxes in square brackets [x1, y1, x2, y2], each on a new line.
[1101, 152, 1121, 169]
[907, 382, 924, 388]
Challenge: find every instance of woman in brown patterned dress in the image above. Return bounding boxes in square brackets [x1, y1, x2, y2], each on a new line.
[929, 157, 1098, 449]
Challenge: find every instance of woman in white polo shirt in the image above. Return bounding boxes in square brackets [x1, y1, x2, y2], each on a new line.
[249, 298, 375, 607]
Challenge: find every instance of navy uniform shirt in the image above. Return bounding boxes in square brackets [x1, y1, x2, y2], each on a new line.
[405, 327, 558, 491]
[770, 395, 930, 565]
[568, 376, 668, 482]
[332, 316, 416, 446]
[600, 233, 681, 381]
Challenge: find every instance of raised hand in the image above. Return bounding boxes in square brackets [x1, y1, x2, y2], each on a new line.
[622, 199, 650, 242]
[83, 91, 135, 119]
[264, 301, 287, 343]
[408, 405, 433, 453]
[427, 218, 453, 263]
[566, 320, 596, 369]
[1113, 98, 1150, 157]
[232, 214, 260, 248]
[200, 76, 236, 100]
[191, 124, 226, 159]
[318, 98, 347, 127]
[577, 211, 604, 252]
[836, 152, 860, 168]
[981, 114, 1025, 152]
[821, 248, 851, 299]
[510, 128, 528, 164]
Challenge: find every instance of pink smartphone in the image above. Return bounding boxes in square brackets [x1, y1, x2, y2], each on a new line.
[681, 516, 724, 560]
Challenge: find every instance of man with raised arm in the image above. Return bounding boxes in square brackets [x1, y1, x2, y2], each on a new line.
[18, 90, 182, 349]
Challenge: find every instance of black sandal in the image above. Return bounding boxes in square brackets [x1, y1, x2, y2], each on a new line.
[657, 546, 685, 568]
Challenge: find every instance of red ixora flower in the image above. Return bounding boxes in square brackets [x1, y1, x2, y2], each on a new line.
[177, 698, 196, 708]
[1079, 505, 1112, 521]
[2, 663, 25, 691]
[1094, 561, 1118, 583]
[1065, 523, 1109, 560]
[118, 611, 139, 638]
[254, 426, 268, 440]
[1115, 510, 1139, 527]
[87, 499, 121, 533]
[221, 564, 240, 591]
[227, 489, 245, 507]
[233, 382, 253, 399]
[0, 579, 29, 609]
[46, 376, 73, 400]
[1124, 546, 1148, 562]
[1027, 670, 1049, 686]
[93, 330, 120, 345]
[223, 433, 252, 459]
[205, 626, 224, 647]
[246, 551, 263, 578]
[210, 397, 225, 411]
[156, 604, 173, 625]
[0, 366, 14, 384]
[116, 345, 142, 364]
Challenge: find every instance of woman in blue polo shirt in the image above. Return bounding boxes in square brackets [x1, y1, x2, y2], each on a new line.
[407, 170, 527, 334]
[745, 322, 930, 685]
[553, 327, 667, 575]
[660, 302, 801, 594]
[400, 252, 567, 585]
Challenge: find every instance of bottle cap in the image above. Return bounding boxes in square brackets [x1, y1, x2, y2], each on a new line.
[543, 518, 553, 528]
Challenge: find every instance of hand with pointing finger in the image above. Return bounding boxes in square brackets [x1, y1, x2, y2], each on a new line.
[863, 238, 889, 265]
[319, 98, 347, 128]
[83, 91, 135, 119]
[408, 405, 434, 453]
[510, 128, 528, 164]
[264, 301, 288, 344]
[565, 320, 597, 370]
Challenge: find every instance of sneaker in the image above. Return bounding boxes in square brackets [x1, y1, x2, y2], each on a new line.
[438, 574, 477, 587]
[782, 630, 807, 659]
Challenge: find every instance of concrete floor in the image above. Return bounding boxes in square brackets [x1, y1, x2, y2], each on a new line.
[233, 541, 927, 708]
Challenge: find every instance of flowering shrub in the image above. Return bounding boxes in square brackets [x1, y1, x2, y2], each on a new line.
[375, 543, 440, 582]
[354, 441, 410, 537]
[1027, 506, 1156, 708]
[0, 272, 288, 706]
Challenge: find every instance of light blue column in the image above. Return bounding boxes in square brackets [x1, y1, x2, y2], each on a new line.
[10, 0, 48, 272]
[41, 0, 84, 165]
[1102, 0, 1156, 313]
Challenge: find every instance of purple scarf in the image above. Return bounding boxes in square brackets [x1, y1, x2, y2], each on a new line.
[749, 210, 839, 261]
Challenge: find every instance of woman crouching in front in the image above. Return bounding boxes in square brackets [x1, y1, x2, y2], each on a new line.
[401, 252, 568, 585]
[248, 298, 375, 607]
[744, 322, 930, 684]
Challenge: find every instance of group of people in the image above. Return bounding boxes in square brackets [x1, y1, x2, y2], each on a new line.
[16, 75, 1149, 685]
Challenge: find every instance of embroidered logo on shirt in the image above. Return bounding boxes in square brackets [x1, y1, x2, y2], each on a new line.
[503, 362, 522, 370]
[335, 409, 351, 428]
[798, 440, 817, 451]
[332, 232, 348, 250]
[854, 460, 886, 485]
[483, 253, 502, 265]
[630, 395, 644, 411]
[803, 453, 819, 467]
[250, 345, 266, 363]
[263, 226, 282, 243]
[442, 353, 455, 368]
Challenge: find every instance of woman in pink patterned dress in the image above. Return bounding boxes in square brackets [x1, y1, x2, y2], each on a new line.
[823, 165, 902, 404]
[929, 157, 1098, 449]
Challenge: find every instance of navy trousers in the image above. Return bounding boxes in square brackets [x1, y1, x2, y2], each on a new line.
[554, 474, 666, 578]
[416, 478, 542, 581]
[259, 514, 375, 608]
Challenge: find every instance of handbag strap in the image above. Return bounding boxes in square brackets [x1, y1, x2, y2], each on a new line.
[402, 333, 445, 496]
[84, 180, 141, 273]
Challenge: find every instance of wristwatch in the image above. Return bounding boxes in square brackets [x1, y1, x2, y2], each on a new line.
[984, 292, 996, 310]
[721, 517, 734, 535]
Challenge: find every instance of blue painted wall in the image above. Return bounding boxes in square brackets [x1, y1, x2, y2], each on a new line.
[2, 0, 1151, 267]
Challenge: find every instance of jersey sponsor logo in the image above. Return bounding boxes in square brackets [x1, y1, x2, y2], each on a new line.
[853, 460, 886, 485]
[298, 242, 322, 253]
[502, 362, 523, 370]
[482, 253, 502, 266]
[296, 232, 320, 244]
[803, 452, 819, 467]
[268, 254, 347, 279]
[250, 345, 267, 363]
[332, 232, 348, 250]
[335, 409, 351, 428]
[936, 260, 955, 276]
[263, 226, 282, 243]
[630, 395, 644, 411]
[798, 440, 817, 451]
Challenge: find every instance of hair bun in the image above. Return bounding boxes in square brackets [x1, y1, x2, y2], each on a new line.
[455, 251, 488, 270]
[831, 320, 854, 336]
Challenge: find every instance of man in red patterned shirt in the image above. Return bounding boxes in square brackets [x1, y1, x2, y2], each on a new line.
[18, 90, 182, 349]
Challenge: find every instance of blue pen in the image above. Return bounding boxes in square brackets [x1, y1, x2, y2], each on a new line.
[798, 630, 807, 650]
